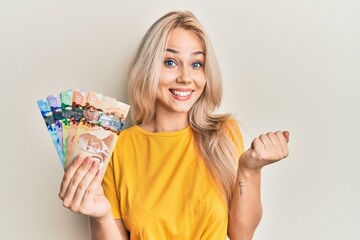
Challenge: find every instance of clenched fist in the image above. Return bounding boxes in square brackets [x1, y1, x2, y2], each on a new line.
[239, 131, 290, 172]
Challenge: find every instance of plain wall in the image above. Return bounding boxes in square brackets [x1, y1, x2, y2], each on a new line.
[1, 0, 359, 239]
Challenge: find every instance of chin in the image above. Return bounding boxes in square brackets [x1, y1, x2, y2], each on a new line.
[173, 105, 193, 113]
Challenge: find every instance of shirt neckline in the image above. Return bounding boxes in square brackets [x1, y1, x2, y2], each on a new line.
[134, 124, 192, 137]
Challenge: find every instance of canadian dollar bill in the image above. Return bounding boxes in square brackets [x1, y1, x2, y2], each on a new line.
[37, 99, 65, 167]
[38, 89, 130, 171]
[60, 90, 73, 160]
[68, 93, 130, 171]
[47, 93, 64, 165]
[65, 89, 88, 168]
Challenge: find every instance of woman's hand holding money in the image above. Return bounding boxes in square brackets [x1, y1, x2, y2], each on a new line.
[58, 155, 111, 219]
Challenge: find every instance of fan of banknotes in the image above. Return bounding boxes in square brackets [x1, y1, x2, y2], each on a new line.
[37, 89, 130, 171]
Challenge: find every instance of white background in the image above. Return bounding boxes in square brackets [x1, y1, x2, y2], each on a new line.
[1, 0, 359, 239]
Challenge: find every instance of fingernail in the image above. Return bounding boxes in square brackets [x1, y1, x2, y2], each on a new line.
[92, 161, 99, 169]
[96, 168, 103, 176]
[85, 157, 93, 164]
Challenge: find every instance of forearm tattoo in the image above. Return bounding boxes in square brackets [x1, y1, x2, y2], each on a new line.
[238, 181, 244, 196]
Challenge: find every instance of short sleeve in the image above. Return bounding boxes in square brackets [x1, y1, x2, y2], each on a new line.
[102, 142, 121, 219]
[225, 118, 245, 158]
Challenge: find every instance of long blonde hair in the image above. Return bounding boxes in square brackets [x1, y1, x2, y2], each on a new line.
[128, 10, 240, 204]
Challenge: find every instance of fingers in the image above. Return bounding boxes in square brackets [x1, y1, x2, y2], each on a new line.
[275, 131, 289, 158]
[59, 156, 101, 212]
[251, 130, 290, 161]
[59, 155, 85, 200]
[61, 157, 94, 207]
[68, 161, 101, 212]
[259, 133, 274, 150]
[77, 167, 106, 215]
[240, 130, 290, 172]
[283, 131, 290, 142]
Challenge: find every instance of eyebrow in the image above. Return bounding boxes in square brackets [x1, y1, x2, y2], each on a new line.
[166, 48, 205, 56]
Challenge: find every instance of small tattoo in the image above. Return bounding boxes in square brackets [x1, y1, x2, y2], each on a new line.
[238, 181, 244, 196]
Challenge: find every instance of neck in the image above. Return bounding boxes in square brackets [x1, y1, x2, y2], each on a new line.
[141, 108, 190, 133]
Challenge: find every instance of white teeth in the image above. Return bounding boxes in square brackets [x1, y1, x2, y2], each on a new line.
[173, 90, 192, 97]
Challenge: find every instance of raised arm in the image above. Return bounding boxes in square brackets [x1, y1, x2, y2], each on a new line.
[58, 155, 125, 240]
[228, 131, 289, 240]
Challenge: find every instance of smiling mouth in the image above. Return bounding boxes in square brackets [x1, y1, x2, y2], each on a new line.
[169, 89, 193, 97]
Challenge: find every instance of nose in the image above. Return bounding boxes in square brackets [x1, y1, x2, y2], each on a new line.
[176, 66, 192, 84]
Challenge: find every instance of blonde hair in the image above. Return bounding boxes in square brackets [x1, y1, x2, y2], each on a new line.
[128, 10, 240, 204]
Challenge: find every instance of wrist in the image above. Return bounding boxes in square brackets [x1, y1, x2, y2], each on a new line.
[238, 151, 263, 175]
[237, 164, 261, 180]
[90, 211, 113, 224]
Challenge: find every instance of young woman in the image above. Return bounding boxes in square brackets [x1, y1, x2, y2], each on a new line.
[59, 10, 289, 240]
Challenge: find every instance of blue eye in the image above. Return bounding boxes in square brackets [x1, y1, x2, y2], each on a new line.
[164, 59, 177, 67]
[192, 62, 203, 68]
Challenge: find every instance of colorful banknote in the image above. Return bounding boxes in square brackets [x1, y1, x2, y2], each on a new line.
[68, 93, 130, 171]
[60, 89, 73, 158]
[37, 89, 130, 171]
[47, 93, 64, 166]
[37, 98, 65, 168]
[65, 89, 88, 167]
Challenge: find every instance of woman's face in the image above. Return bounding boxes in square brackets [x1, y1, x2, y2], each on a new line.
[156, 28, 206, 115]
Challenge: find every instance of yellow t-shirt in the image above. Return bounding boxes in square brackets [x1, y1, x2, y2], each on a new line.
[102, 121, 244, 240]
